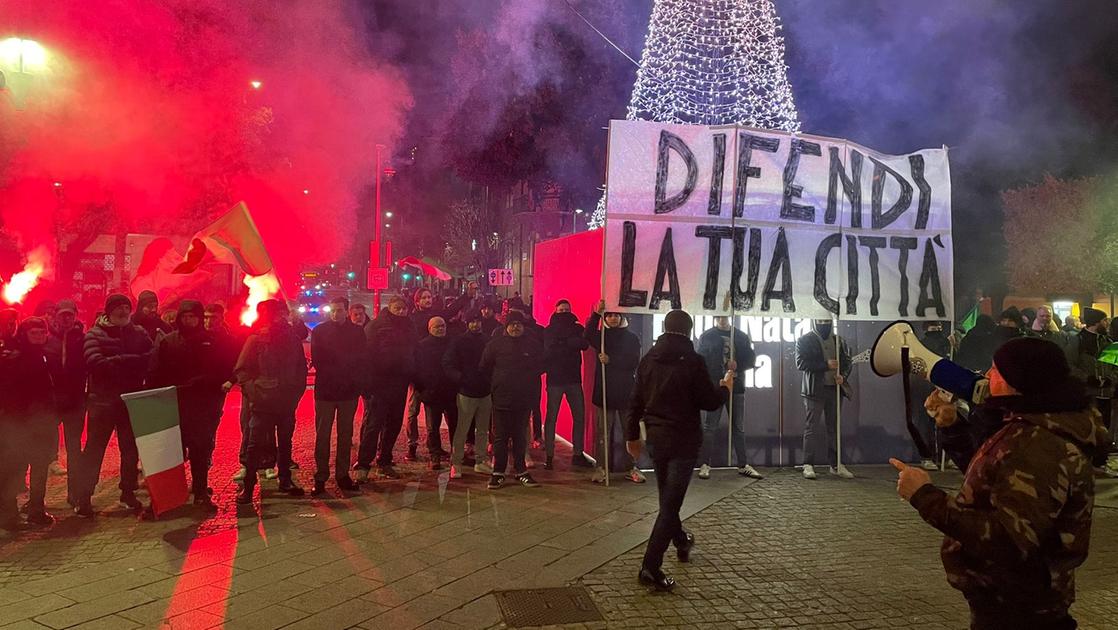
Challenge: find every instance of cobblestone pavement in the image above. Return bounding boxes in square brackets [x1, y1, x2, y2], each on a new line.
[2, 390, 1116, 629]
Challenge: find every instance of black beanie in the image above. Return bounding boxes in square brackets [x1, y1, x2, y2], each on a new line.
[178, 300, 204, 318]
[1082, 307, 1107, 327]
[993, 337, 1070, 395]
[104, 294, 132, 314]
[137, 290, 158, 309]
[505, 311, 526, 325]
[664, 310, 693, 335]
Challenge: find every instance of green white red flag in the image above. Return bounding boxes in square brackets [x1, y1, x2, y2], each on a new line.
[121, 386, 189, 516]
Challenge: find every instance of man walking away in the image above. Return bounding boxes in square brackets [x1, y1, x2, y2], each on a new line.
[480, 311, 544, 489]
[543, 300, 591, 470]
[893, 338, 1107, 629]
[309, 296, 364, 495]
[444, 311, 493, 479]
[414, 317, 457, 470]
[586, 301, 643, 484]
[355, 296, 416, 481]
[795, 319, 854, 480]
[150, 300, 230, 508]
[696, 316, 761, 480]
[626, 309, 731, 591]
[76, 294, 154, 516]
[235, 300, 308, 504]
[44, 300, 86, 501]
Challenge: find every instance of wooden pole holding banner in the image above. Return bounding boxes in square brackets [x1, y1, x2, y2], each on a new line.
[599, 123, 612, 488]
[723, 125, 740, 471]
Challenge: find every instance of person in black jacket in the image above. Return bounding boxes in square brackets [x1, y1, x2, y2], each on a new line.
[43, 300, 86, 497]
[310, 296, 365, 495]
[404, 287, 443, 461]
[75, 294, 154, 516]
[795, 319, 854, 481]
[355, 296, 417, 481]
[586, 301, 644, 483]
[480, 311, 544, 489]
[626, 309, 731, 591]
[696, 317, 760, 480]
[957, 314, 998, 373]
[543, 300, 591, 469]
[479, 302, 501, 338]
[132, 290, 172, 342]
[0, 317, 59, 529]
[235, 299, 309, 504]
[150, 300, 231, 508]
[414, 317, 457, 470]
[444, 310, 494, 479]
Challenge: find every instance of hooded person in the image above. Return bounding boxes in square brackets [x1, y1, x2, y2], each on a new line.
[795, 319, 854, 480]
[354, 295, 417, 481]
[696, 316, 760, 480]
[625, 309, 732, 591]
[995, 307, 1026, 346]
[479, 310, 545, 489]
[957, 314, 999, 373]
[444, 309, 495, 478]
[893, 337, 1109, 629]
[132, 290, 172, 342]
[43, 299, 87, 490]
[150, 299, 231, 508]
[75, 294, 154, 516]
[0, 317, 58, 529]
[585, 301, 644, 484]
[309, 296, 365, 495]
[234, 299, 309, 504]
[543, 300, 591, 469]
[413, 317, 458, 470]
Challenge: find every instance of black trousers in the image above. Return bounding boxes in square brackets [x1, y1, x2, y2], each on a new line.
[423, 399, 458, 455]
[492, 407, 530, 475]
[314, 398, 358, 483]
[78, 398, 140, 499]
[59, 402, 86, 501]
[181, 397, 222, 494]
[356, 381, 409, 469]
[642, 453, 697, 571]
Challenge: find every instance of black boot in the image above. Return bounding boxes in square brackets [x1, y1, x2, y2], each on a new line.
[312, 480, 327, 496]
[278, 479, 305, 497]
[638, 567, 675, 591]
[404, 445, 419, 462]
[236, 482, 255, 504]
[676, 531, 695, 563]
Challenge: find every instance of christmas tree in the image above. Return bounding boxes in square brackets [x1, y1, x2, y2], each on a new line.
[590, 0, 800, 229]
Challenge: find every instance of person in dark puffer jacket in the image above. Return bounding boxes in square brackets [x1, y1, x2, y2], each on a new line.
[585, 301, 643, 483]
[444, 310, 493, 478]
[414, 317, 457, 470]
[75, 294, 154, 517]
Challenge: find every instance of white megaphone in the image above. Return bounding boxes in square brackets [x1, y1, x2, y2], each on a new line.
[870, 321, 989, 404]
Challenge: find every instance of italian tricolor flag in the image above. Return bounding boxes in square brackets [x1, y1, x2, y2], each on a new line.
[121, 386, 190, 517]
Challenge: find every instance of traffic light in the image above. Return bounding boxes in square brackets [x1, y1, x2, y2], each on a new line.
[402, 273, 412, 281]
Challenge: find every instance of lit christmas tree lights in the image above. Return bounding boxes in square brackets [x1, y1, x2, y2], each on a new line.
[590, 0, 800, 229]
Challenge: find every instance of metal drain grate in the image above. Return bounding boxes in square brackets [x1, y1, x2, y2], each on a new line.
[494, 586, 605, 627]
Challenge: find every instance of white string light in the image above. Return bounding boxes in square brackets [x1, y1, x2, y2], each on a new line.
[590, 0, 800, 229]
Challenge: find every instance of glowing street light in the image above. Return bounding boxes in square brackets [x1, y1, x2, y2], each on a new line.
[303, 189, 310, 195]
[385, 211, 393, 218]
[249, 79, 262, 90]
[0, 38, 48, 74]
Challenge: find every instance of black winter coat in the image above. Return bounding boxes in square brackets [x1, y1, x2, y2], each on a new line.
[410, 307, 443, 340]
[84, 317, 154, 401]
[150, 326, 233, 411]
[795, 331, 852, 400]
[0, 339, 57, 461]
[234, 322, 307, 414]
[585, 313, 641, 408]
[414, 335, 456, 405]
[44, 321, 86, 408]
[697, 327, 756, 394]
[544, 312, 588, 386]
[132, 312, 172, 342]
[443, 330, 490, 398]
[626, 333, 726, 458]
[366, 309, 417, 388]
[480, 334, 545, 410]
[311, 320, 366, 401]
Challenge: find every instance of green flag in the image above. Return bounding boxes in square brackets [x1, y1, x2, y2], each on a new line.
[960, 305, 980, 332]
[1098, 342, 1118, 367]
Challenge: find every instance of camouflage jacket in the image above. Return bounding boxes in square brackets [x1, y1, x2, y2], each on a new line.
[909, 407, 1107, 614]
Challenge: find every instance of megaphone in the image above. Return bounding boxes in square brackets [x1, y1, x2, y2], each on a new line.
[870, 321, 989, 404]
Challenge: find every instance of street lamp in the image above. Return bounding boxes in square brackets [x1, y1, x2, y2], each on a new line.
[249, 80, 262, 90]
[0, 38, 48, 74]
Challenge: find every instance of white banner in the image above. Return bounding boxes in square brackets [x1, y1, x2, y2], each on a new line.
[603, 120, 952, 321]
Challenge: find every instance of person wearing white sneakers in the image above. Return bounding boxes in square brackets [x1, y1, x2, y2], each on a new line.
[697, 317, 762, 481]
[586, 301, 644, 484]
[796, 320, 854, 480]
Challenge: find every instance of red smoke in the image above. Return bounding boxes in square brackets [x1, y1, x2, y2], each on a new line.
[0, 1, 412, 294]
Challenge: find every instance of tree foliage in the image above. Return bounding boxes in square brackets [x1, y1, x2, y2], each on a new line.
[442, 199, 506, 280]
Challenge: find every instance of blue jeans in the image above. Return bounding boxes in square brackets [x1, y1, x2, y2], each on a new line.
[643, 454, 697, 571]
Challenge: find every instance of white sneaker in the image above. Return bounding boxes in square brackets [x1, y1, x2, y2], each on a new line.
[802, 464, 817, 480]
[698, 464, 711, 479]
[232, 467, 247, 482]
[474, 461, 494, 475]
[590, 468, 607, 484]
[920, 459, 939, 471]
[448, 465, 462, 480]
[628, 467, 647, 483]
[830, 465, 855, 479]
[264, 468, 278, 480]
[737, 465, 764, 479]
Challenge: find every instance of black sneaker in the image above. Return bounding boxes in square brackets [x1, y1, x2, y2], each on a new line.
[516, 473, 540, 488]
[278, 480, 306, 497]
[26, 510, 55, 527]
[487, 474, 505, 490]
[404, 446, 419, 462]
[571, 454, 594, 468]
[193, 495, 217, 509]
[312, 480, 327, 496]
[336, 477, 360, 492]
[544, 456, 554, 471]
[235, 486, 254, 504]
[378, 465, 400, 480]
[74, 501, 94, 518]
[119, 492, 143, 511]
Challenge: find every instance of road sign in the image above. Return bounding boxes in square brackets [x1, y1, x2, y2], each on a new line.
[367, 267, 389, 290]
[488, 268, 514, 286]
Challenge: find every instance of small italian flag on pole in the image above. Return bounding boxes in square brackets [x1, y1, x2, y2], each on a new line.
[121, 386, 189, 517]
